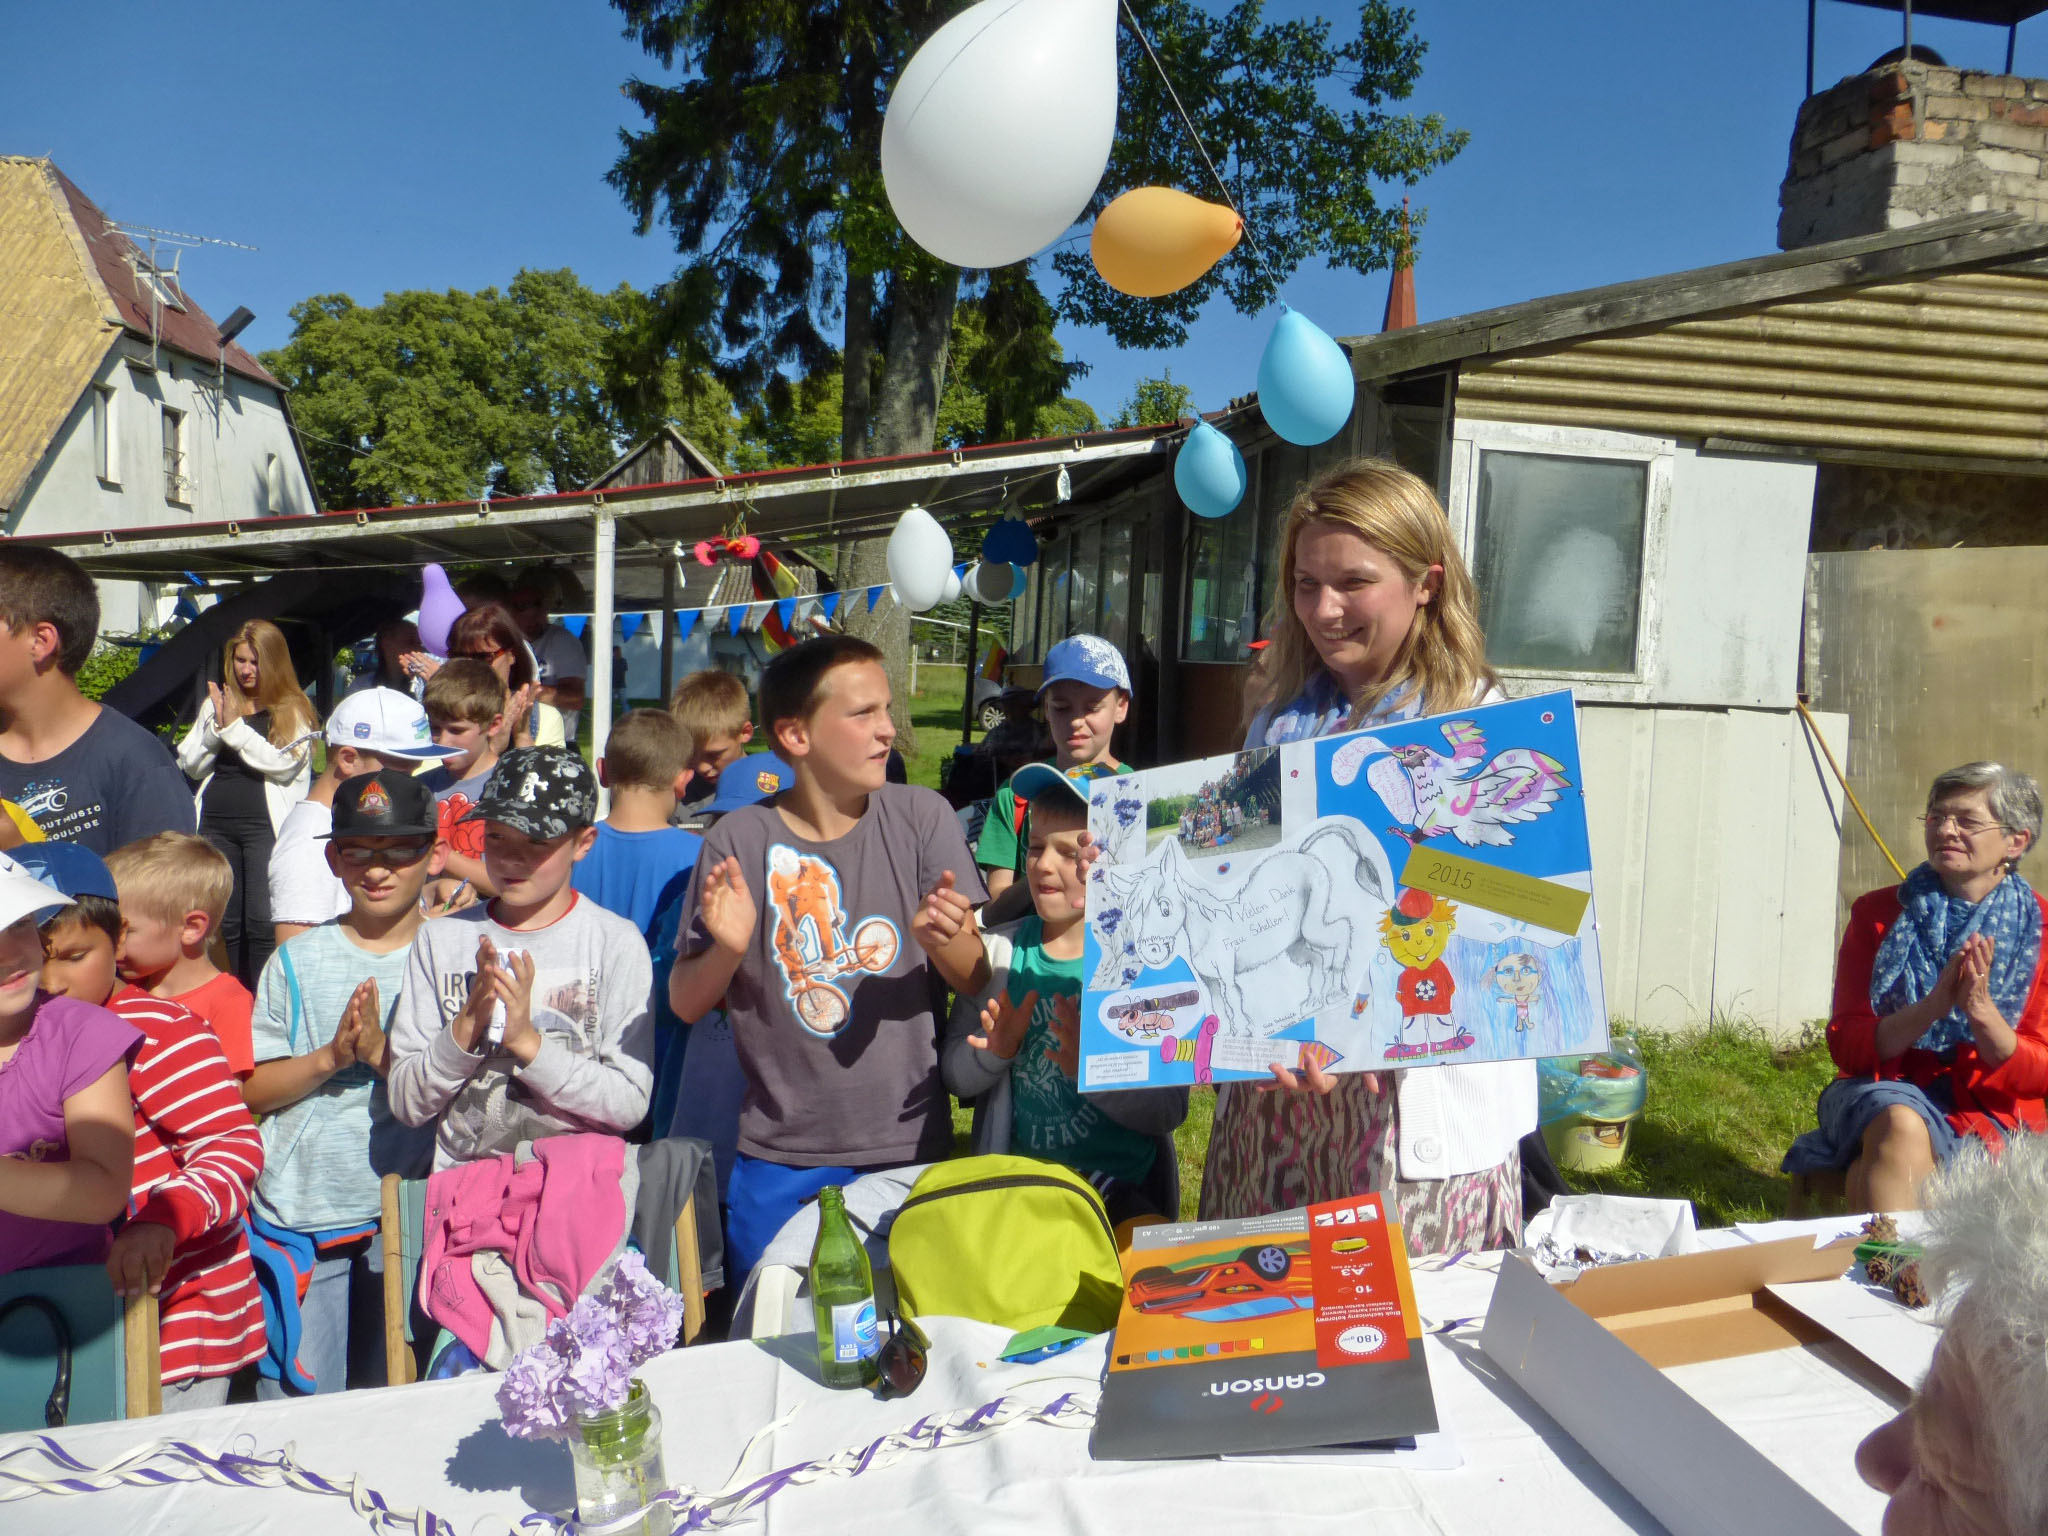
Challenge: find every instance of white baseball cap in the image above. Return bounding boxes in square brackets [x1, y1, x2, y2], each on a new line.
[0, 851, 72, 933]
[325, 688, 456, 761]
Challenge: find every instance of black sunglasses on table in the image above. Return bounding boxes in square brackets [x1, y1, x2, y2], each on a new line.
[874, 1304, 929, 1400]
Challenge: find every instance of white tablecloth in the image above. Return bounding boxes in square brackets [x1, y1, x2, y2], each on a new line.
[0, 1255, 1898, 1536]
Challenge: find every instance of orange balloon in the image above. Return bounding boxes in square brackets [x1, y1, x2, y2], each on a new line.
[1090, 187, 1243, 297]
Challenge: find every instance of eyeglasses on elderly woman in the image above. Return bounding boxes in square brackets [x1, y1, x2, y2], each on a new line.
[1917, 811, 2006, 836]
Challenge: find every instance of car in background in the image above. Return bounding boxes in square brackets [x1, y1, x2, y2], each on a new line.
[1126, 1243, 1314, 1325]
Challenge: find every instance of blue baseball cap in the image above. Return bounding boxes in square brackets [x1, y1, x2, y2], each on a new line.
[707, 753, 794, 814]
[1008, 762, 1093, 811]
[1037, 635, 1131, 698]
[13, 842, 117, 902]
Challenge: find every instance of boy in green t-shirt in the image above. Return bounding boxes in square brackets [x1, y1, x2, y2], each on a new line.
[974, 635, 1130, 910]
[917, 764, 1186, 1224]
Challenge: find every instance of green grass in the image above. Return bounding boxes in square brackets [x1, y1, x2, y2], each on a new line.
[954, 1023, 1834, 1229]
[902, 665, 977, 789]
[1560, 1022, 1836, 1226]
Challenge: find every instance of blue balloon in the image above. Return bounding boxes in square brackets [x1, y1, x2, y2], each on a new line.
[981, 516, 1038, 567]
[1174, 420, 1247, 519]
[1257, 307, 1355, 446]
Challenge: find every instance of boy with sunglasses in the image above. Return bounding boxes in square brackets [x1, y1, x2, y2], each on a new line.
[241, 771, 445, 1395]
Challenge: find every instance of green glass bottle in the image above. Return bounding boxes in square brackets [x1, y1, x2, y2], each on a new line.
[810, 1186, 880, 1389]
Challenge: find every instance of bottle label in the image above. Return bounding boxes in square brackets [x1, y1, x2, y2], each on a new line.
[828, 1299, 879, 1363]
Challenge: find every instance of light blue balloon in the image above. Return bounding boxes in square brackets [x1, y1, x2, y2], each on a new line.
[1174, 420, 1247, 519]
[1257, 307, 1355, 446]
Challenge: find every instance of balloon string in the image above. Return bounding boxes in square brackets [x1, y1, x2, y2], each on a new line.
[1117, 0, 1285, 305]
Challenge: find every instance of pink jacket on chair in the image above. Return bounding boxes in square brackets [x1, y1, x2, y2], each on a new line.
[419, 1133, 627, 1359]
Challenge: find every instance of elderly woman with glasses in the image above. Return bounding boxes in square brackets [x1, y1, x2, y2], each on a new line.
[1784, 762, 2048, 1211]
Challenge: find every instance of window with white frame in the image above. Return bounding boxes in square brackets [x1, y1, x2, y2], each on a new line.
[1448, 421, 1670, 690]
[92, 386, 118, 484]
[162, 405, 190, 505]
[264, 453, 285, 514]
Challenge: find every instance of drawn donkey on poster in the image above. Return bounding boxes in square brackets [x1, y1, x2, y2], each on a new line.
[1091, 822, 1391, 1037]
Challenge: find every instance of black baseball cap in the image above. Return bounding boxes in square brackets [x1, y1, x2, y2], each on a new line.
[459, 747, 598, 839]
[326, 770, 439, 839]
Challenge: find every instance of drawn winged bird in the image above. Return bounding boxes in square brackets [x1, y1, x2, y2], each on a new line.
[1364, 720, 1570, 848]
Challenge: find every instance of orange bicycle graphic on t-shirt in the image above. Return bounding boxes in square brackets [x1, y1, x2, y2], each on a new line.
[765, 844, 899, 1036]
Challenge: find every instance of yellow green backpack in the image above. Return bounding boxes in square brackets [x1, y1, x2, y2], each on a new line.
[888, 1155, 1124, 1333]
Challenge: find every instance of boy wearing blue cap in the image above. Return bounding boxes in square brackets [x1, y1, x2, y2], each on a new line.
[975, 635, 1131, 905]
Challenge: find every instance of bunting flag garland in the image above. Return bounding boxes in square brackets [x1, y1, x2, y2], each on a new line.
[550, 573, 987, 645]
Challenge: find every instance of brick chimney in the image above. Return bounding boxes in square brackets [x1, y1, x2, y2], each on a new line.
[1779, 62, 2048, 249]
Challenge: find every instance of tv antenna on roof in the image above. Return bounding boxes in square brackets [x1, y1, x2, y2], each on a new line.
[105, 221, 260, 371]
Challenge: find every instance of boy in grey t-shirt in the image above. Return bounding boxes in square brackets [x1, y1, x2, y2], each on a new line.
[388, 747, 652, 1170]
[672, 636, 985, 1279]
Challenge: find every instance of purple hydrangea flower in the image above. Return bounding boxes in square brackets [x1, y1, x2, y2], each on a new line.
[495, 1254, 688, 1439]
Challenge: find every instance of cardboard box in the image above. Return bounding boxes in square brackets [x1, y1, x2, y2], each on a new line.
[1480, 1235, 1869, 1536]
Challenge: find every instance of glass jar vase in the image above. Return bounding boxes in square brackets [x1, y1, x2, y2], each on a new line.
[567, 1380, 672, 1535]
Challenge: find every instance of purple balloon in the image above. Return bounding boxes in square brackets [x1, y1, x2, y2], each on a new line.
[418, 563, 465, 656]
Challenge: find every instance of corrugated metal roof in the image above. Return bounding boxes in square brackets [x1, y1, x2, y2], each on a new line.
[1341, 212, 2048, 383]
[0, 157, 119, 511]
[1455, 269, 2048, 461]
[14, 423, 1182, 582]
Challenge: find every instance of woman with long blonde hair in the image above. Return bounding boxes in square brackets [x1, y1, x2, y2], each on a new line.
[175, 619, 315, 984]
[1201, 459, 1538, 1255]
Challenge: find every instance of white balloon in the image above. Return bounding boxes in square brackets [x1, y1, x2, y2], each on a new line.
[882, 0, 1118, 268]
[942, 567, 963, 604]
[886, 505, 955, 613]
[962, 561, 1020, 604]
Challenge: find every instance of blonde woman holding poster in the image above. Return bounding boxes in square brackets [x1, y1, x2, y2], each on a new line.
[1198, 460, 1539, 1255]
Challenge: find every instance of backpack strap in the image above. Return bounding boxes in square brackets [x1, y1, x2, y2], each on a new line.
[279, 945, 304, 1055]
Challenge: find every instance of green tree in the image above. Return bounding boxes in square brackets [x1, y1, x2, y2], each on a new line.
[608, 0, 1461, 740]
[262, 270, 734, 508]
[1112, 371, 1197, 429]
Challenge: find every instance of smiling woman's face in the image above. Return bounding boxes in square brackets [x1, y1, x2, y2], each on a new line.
[1922, 787, 2028, 894]
[1290, 522, 1436, 695]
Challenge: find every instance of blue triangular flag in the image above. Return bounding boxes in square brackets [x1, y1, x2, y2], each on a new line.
[820, 592, 841, 619]
[619, 612, 645, 642]
[673, 609, 699, 643]
[728, 605, 746, 635]
[953, 562, 968, 578]
[563, 615, 588, 638]
[775, 597, 797, 629]
[867, 584, 886, 612]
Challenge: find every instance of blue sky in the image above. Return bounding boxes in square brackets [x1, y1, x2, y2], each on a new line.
[5, 1, 2039, 429]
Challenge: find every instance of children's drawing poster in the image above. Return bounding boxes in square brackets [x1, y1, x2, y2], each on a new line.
[1079, 689, 1607, 1093]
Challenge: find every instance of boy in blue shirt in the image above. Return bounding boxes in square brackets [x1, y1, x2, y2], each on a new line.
[242, 770, 444, 1395]
[573, 710, 708, 1148]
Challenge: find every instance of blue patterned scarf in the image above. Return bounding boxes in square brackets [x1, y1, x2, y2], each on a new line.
[1870, 863, 2040, 1056]
[1247, 670, 1427, 748]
